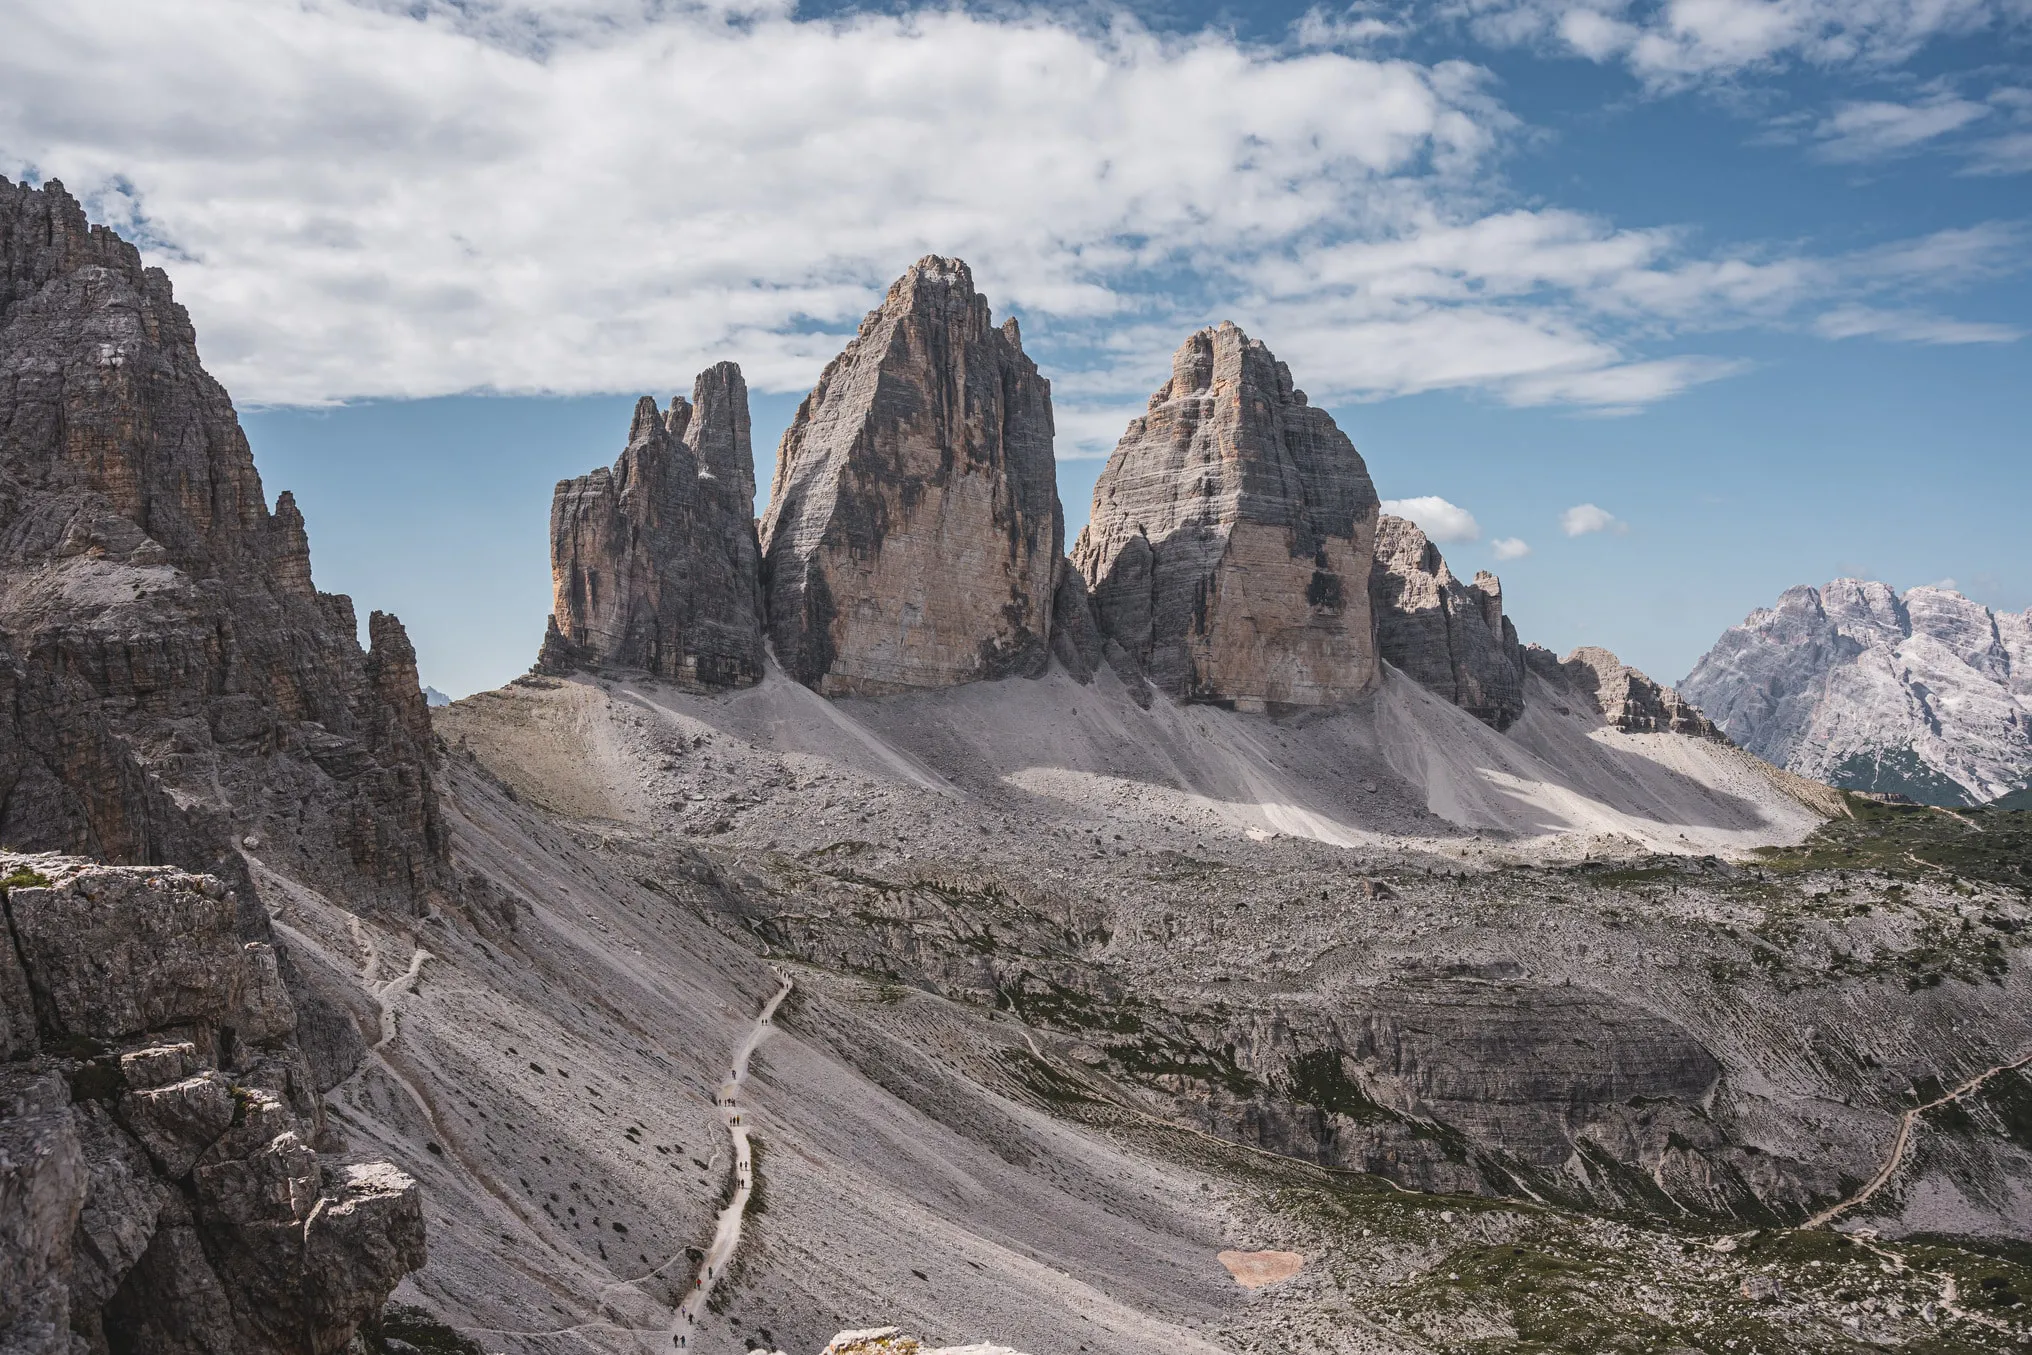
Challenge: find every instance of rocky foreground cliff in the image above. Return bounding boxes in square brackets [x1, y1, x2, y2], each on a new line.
[0, 176, 436, 1354]
[1, 854, 423, 1355]
[1682, 579, 2032, 804]
[0, 176, 444, 911]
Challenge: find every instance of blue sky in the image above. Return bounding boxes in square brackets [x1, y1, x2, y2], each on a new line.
[6, 0, 2028, 696]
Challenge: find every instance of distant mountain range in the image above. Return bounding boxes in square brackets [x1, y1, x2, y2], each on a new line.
[1681, 579, 2032, 805]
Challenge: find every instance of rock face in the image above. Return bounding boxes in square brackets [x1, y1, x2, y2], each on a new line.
[0, 176, 444, 913]
[1368, 514, 1525, 729]
[1680, 580, 2032, 804]
[1073, 322, 1380, 712]
[1528, 645, 1721, 738]
[542, 362, 764, 688]
[0, 855, 424, 1355]
[759, 257, 1060, 695]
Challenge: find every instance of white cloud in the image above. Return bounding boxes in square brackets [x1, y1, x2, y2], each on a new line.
[1491, 536, 1532, 559]
[1293, 5, 1406, 48]
[1964, 129, 2032, 174]
[1814, 305, 2022, 344]
[1811, 94, 1991, 162]
[1453, 0, 2011, 87]
[1560, 502, 1627, 536]
[1381, 495, 1483, 542]
[0, 0, 2015, 427]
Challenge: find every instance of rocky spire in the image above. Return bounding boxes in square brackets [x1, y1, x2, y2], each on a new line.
[0, 176, 443, 910]
[543, 364, 765, 688]
[758, 256, 1061, 695]
[1369, 514, 1526, 729]
[1072, 322, 1380, 711]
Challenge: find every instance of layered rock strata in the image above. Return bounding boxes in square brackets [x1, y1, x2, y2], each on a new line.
[1530, 645, 1722, 738]
[0, 854, 424, 1355]
[542, 362, 764, 688]
[1680, 580, 2032, 804]
[1073, 322, 1380, 712]
[0, 176, 444, 913]
[759, 257, 1061, 695]
[1368, 514, 1526, 729]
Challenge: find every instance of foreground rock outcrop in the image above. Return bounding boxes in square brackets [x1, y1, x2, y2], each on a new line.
[1681, 579, 2032, 804]
[759, 257, 1061, 695]
[1073, 322, 1380, 711]
[0, 854, 424, 1355]
[0, 175, 444, 913]
[1368, 514, 1526, 729]
[541, 362, 765, 687]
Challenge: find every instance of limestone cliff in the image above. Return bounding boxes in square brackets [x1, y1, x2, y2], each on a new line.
[758, 257, 1061, 695]
[1680, 580, 2032, 804]
[542, 362, 764, 688]
[0, 175, 444, 913]
[0, 854, 424, 1355]
[1368, 514, 1526, 729]
[1529, 644, 1721, 739]
[1072, 322, 1380, 711]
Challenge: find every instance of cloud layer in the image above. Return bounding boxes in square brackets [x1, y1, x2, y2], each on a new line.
[0, 0, 2017, 448]
[1454, 0, 2017, 86]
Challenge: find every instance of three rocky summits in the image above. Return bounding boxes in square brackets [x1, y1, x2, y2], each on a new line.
[539, 255, 1706, 734]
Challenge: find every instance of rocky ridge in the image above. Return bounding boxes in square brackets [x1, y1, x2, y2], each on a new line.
[1682, 578, 2032, 804]
[758, 257, 1061, 696]
[1073, 322, 1381, 712]
[1368, 513, 1526, 729]
[0, 853, 423, 1355]
[0, 175, 445, 913]
[1534, 644, 1722, 738]
[534, 267, 1702, 743]
[0, 175, 440, 1352]
[541, 362, 765, 688]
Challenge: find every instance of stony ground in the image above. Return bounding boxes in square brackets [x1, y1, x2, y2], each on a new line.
[288, 666, 2032, 1354]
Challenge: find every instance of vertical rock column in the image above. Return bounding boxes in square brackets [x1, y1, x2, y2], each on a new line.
[1073, 322, 1380, 711]
[758, 256, 1061, 695]
[1368, 514, 1526, 729]
[543, 362, 764, 688]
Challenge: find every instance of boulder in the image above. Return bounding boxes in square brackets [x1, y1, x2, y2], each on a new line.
[5, 865, 245, 1040]
[115, 1072, 235, 1178]
[759, 257, 1061, 694]
[1369, 514, 1525, 729]
[543, 363, 764, 688]
[1073, 322, 1380, 711]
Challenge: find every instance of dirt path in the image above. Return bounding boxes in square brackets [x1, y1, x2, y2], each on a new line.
[1806, 1047, 2032, 1229]
[669, 971, 793, 1350]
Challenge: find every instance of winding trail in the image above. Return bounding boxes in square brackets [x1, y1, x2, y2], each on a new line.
[669, 971, 793, 1350]
[1807, 1046, 2032, 1229]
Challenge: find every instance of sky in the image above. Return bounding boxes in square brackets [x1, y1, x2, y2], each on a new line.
[4, 0, 2028, 697]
